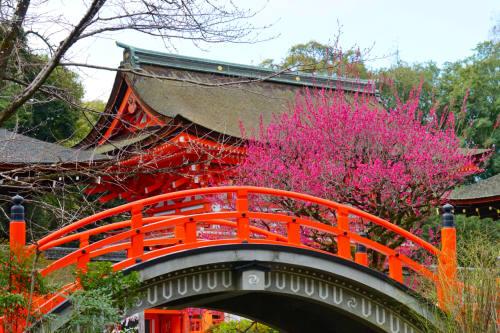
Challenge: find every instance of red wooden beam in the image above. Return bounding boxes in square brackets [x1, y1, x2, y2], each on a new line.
[100, 192, 120, 204]
[86, 185, 107, 195]
[145, 182, 164, 194]
[119, 191, 134, 199]
[172, 177, 190, 189]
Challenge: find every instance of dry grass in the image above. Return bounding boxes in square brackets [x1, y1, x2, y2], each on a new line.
[412, 231, 500, 333]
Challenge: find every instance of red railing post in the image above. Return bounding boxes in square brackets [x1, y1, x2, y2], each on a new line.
[131, 205, 144, 258]
[389, 255, 403, 283]
[126, 248, 132, 259]
[337, 207, 351, 260]
[438, 204, 457, 306]
[5, 195, 25, 333]
[175, 225, 186, 244]
[287, 218, 301, 245]
[9, 195, 25, 248]
[236, 189, 250, 240]
[185, 217, 198, 243]
[77, 233, 90, 272]
[355, 232, 368, 266]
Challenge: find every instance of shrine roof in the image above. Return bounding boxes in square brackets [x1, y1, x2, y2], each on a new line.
[458, 148, 489, 157]
[448, 173, 500, 202]
[0, 129, 109, 165]
[445, 148, 492, 202]
[111, 42, 377, 138]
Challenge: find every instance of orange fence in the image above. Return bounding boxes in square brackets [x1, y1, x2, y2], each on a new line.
[4, 186, 457, 328]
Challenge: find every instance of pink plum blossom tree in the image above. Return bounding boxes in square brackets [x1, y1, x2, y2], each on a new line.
[229, 76, 487, 270]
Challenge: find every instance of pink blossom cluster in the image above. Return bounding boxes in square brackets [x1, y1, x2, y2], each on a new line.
[235, 81, 483, 226]
[220, 75, 489, 272]
[202, 48, 491, 275]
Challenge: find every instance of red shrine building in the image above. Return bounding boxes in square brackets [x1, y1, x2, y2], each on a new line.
[71, 43, 376, 332]
[77, 42, 375, 216]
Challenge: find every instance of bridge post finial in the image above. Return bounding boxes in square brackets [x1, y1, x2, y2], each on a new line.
[9, 194, 25, 247]
[355, 232, 368, 266]
[442, 204, 454, 228]
[439, 203, 457, 308]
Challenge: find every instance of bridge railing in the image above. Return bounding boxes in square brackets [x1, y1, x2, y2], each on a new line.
[8, 186, 456, 318]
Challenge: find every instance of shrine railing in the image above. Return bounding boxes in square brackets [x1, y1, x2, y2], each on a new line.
[8, 186, 457, 319]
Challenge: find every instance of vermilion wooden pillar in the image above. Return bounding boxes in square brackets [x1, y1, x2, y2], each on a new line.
[170, 314, 182, 333]
[182, 312, 190, 333]
[201, 312, 213, 331]
[155, 314, 160, 333]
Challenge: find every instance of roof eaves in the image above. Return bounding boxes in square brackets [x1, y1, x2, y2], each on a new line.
[89, 132, 155, 155]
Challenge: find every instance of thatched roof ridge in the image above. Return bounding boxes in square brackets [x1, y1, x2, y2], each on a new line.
[116, 42, 375, 92]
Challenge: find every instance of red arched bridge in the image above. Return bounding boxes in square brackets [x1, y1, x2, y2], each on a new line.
[6, 187, 456, 333]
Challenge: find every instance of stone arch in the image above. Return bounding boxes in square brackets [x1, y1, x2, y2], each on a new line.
[47, 244, 436, 333]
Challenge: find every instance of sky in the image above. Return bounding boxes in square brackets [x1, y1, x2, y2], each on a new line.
[57, 0, 500, 101]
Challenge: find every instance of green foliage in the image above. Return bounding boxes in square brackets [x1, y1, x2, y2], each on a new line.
[207, 319, 278, 333]
[2, 61, 86, 144]
[75, 261, 142, 314]
[0, 32, 104, 146]
[65, 99, 105, 147]
[60, 290, 122, 333]
[0, 26, 86, 143]
[0, 184, 129, 248]
[378, 41, 500, 181]
[377, 60, 441, 115]
[0, 243, 53, 332]
[438, 41, 500, 180]
[57, 261, 143, 333]
[260, 40, 370, 79]
[421, 211, 500, 266]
